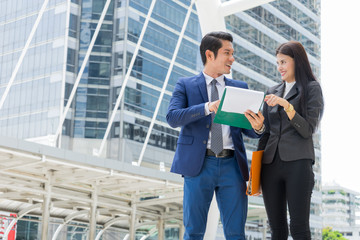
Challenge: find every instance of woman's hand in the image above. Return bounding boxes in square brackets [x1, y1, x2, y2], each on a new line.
[264, 94, 295, 120]
[244, 110, 265, 131]
[264, 94, 289, 108]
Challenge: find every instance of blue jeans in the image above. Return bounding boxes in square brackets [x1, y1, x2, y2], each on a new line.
[183, 155, 247, 240]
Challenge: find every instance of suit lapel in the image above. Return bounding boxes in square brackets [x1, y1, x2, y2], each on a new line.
[198, 75, 235, 102]
[271, 82, 285, 113]
[224, 77, 233, 87]
[284, 83, 298, 100]
[274, 81, 285, 97]
[196, 73, 208, 102]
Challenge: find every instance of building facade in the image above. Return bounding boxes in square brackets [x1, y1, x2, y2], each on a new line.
[0, 0, 321, 239]
[322, 183, 360, 240]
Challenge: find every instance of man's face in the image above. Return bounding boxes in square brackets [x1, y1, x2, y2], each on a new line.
[206, 40, 235, 77]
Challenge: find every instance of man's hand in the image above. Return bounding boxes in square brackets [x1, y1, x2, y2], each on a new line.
[244, 110, 264, 131]
[209, 100, 221, 113]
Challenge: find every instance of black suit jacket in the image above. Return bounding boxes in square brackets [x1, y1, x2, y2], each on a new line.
[258, 80, 324, 164]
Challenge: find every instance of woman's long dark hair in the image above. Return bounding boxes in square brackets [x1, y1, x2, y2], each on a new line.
[276, 41, 320, 119]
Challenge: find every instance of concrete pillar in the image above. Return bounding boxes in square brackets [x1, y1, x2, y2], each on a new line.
[179, 223, 184, 240]
[157, 219, 164, 240]
[41, 171, 52, 239]
[129, 195, 137, 240]
[262, 218, 267, 239]
[89, 186, 98, 240]
[203, 193, 220, 240]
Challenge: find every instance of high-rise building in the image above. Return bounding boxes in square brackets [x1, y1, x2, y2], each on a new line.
[322, 183, 360, 240]
[0, 0, 321, 239]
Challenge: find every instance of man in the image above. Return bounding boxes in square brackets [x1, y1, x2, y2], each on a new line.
[166, 31, 265, 240]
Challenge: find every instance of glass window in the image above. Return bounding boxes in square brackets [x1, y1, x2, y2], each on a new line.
[270, 0, 319, 36]
[69, 13, 78, 38]
[67, 48, 76, 73]
[233, 43, 279, 82]
[122, 120, 179, 151]
[87, 95, 109, 111]
[88, 62, 111, 78]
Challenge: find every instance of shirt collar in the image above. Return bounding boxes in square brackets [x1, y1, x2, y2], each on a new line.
[202, 72, 225, 87]
[285, 81, 296, 89]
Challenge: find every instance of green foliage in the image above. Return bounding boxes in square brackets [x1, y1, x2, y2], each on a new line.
[322, 227, 348, 240]
[339, 190, 346, 196]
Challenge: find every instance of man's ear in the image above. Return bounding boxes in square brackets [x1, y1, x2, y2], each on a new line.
[205, 50, 214, 62]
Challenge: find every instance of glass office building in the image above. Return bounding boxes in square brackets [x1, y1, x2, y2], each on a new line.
[0, 0, 321, 238]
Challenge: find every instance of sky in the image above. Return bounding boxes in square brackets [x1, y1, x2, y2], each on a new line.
[321, 1, 360, 193]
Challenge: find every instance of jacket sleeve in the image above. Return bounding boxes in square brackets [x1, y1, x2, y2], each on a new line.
[289, 81, 324, 138]
[242, 127, 263, 139]
[257, 91, 270, 150]
[166, 78, 206, 128]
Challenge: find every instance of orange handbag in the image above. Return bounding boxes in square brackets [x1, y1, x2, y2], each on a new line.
[246, 150, 264, 196]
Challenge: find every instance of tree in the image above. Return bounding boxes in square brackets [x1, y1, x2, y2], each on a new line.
[322, 227, 348, 240]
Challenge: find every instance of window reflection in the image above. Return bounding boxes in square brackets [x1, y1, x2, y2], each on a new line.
[121, 120, 179, 151]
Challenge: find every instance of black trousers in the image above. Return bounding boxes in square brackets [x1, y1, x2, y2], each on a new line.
[261, 149, 314, 240]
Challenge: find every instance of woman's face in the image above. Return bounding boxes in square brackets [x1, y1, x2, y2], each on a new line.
[276, 53, 295, 83]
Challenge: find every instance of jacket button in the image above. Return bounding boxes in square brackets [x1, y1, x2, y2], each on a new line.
[203, 140, 206, 144]
[206, 124, 209, 128]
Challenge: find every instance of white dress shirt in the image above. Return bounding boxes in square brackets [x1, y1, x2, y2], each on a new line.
[283, 81, 296, 98]
[202, 72, 234, 150]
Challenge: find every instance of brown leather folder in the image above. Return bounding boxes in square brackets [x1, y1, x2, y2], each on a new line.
[246, 150, 264, 196]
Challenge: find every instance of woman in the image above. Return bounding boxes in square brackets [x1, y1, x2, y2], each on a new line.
[258, 41, 324, 239]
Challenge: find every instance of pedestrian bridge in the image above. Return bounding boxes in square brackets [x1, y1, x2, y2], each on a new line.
[0, 136, 266, 239]
[0, 136, 184, 239]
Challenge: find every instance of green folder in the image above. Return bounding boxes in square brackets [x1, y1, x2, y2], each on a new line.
[214, 88, 264, 129]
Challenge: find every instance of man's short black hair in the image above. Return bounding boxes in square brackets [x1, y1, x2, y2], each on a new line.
[199, 31, 233, 65]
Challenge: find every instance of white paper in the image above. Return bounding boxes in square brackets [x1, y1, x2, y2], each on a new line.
[221, 86, 264, 114]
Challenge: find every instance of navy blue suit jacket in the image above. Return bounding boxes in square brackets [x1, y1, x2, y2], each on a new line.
[166, 72, 261, 181]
